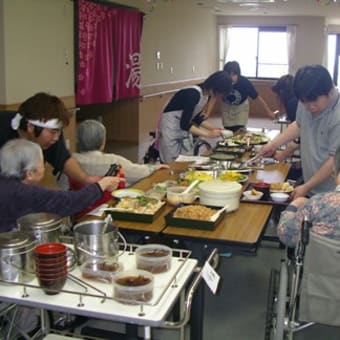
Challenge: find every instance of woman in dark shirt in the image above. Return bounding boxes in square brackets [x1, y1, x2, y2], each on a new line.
[0, 139, 121, 232]
[272, 74, 298, 122]
[158, 71, 231, 163]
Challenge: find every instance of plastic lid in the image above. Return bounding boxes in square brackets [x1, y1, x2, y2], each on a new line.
[199, 180, 242, 193]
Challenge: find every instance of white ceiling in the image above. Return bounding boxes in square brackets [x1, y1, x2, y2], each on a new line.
[194, 0, 340, 22]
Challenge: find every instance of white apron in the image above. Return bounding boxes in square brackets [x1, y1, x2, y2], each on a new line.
[221, 99, 249, 128]
[158, 86, 208, 163]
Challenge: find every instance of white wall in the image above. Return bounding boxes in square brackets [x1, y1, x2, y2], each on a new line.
[112, 0, 217, 85]
[0, 0, 334, 104]
[0, 0, 5, 103]
[2, 0, 74, 103]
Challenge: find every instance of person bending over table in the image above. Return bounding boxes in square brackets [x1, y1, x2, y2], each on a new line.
[58, 119, 168, 189]
[271, 74, 302, 181]
[0, 139, 121, 232]
[260, 64, 340, 199]
[277, 145, 340, 248]
[157, 71, 232, 163]
[221, 61, 274, 132]
[0, 92, 102, 185]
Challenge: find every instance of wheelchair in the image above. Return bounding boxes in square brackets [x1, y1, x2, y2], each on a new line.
[265, 217, 340, 340]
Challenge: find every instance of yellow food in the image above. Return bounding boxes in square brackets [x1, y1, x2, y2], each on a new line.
[219, 171, 245, 182]
[270, 182, 294, 192]
[251, 189, 261, 195]
[185, 171, 213, 182]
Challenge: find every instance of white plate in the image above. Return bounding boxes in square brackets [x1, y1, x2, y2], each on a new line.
[112, 189, 144, 199]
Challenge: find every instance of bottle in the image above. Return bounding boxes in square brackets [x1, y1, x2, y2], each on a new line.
[118, 166, 126, 189]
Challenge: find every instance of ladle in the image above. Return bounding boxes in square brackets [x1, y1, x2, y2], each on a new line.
[102, 215, 112, 234]
[180, 179, 200, 195]
[210, 204, 229, 221]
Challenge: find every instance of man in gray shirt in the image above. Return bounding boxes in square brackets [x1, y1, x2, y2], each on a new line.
[261, 64, 340, 198]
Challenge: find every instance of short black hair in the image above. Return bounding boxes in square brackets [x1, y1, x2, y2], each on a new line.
[201, 71, 232, 95]
[223, 61, 241, 77]
[293, 65, 333, 102]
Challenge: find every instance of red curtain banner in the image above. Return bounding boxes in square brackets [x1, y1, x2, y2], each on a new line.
[76, 0, 143, 105]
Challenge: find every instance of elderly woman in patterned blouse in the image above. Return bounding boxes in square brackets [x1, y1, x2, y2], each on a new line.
[277, 145, 340, 248]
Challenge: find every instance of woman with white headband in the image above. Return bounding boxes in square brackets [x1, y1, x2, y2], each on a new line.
[0, 92, 100, 184]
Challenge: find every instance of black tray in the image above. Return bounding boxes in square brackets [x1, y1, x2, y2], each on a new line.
[105, 202, 166, 223]
[241, 183, 291, 206]
[165, 205, 224, 231]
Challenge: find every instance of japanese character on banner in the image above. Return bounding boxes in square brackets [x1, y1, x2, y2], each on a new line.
[125, 53, 141, 89]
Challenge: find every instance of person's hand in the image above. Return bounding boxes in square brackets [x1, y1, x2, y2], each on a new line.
[156, 164, 169, 170]
[208, 129, 223, 138]
[84, 175, 102, 184]
[274, 149, 291, 162]
[289, 196, 308, 208]
[97, 176, 123, 192]
[291, 184, 309, 200]
[259, 142, 277, 158]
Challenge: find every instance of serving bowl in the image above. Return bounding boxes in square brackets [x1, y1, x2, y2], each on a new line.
[135, 244, 172, 274]
[199, 180, 242, 210]
[243, 190, 263, 201]
[252, 182, 271, 200]
[113, 269, 154, 304]
[270, 192, 290, 203]
[166, 186, 196, 205]
[221, 129, 233, 138]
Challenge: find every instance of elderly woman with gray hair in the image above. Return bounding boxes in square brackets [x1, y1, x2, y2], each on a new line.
[277, 145, 340, 248]
[0, 139, 121, 232]
[60, 119, 168, 188]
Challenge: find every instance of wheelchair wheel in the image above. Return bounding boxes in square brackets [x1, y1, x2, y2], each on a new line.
[264, 268, 279, 340]
[274, 261, 289, 340]
[264, 261, 289, 340]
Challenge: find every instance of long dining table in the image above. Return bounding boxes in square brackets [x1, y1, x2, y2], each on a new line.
[108, 160, 290, 340]
[114, 160, 290, 255]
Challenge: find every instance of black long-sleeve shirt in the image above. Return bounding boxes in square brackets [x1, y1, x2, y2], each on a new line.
[163, 88, 205, 131]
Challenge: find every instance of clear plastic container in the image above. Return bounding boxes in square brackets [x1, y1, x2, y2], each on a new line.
[113, 269, 154, 304]
[135, 244, 172, 274]
[81, 258, 123, 283]
[166, 186, 196, 205]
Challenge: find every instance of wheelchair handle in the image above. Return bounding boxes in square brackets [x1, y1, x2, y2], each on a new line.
[301, 215, 312, 246]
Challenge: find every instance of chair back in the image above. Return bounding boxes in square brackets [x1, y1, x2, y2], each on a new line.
[300, 231, 340, 325]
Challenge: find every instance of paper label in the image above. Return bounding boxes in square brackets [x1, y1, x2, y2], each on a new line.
[202, 261, 220, 294]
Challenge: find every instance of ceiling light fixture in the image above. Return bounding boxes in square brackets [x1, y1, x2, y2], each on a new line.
[316, 0, 340, 4]
[216, 0, 274, 3]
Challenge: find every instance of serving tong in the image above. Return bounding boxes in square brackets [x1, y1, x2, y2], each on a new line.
[237, 154, 262, 169]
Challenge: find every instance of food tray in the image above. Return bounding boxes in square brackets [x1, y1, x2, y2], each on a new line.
[241, 183, 291, 206]
[105, 202, 166, 223]
[165, 205, 224, 231]
[213, 146, 246, 157]
[229, 133, 270, 145]
[181, 170, 248, 183]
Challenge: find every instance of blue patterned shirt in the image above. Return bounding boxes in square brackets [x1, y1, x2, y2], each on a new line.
[277, 186, 340, 247]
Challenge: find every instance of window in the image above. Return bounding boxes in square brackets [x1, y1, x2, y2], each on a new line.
[219, 26, 289, 79]
[327, 33, 340, 86]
